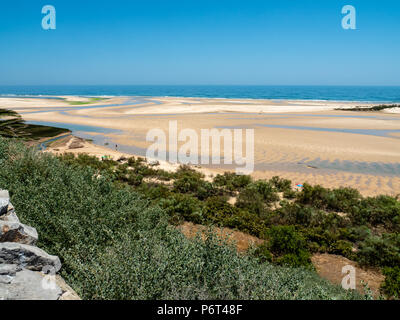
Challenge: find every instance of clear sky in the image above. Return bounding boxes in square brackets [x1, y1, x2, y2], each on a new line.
[0, 0, 399, 85]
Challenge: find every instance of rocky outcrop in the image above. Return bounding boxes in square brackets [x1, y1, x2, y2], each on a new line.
[0, 204, 20, 224]
[0, 189, 80, 300]
[0, 222, 38, 245]
[0, 269, 63, 300]
[0, 243, 60, 271]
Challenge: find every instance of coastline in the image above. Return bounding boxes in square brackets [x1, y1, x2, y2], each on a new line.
[3, 95, 400, 196]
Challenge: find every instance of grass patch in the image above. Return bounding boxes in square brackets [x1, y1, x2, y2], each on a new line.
[66, 97, 108, 105]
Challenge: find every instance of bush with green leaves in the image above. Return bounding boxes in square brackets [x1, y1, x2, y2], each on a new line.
[269, 176, 292, 193]
[160, 193, 204, 225]
[202, 196, 262, 234]
[357, 233, 400, 268]
[235, 181, 279, 217]
[59, 152, 117, 173]
[251, 243, 273, 263]
[296, 184, 361, 212]
[213, 172, 252, 192]
[171, 165, 220, 200]
[202, 196, 267, 237]
[381, 267, 400, 299]
[0, 136, 362, 300]
[272, 202, 349, 230]
[266, 226, 312, 268]
[348, 195, 400, 231]
[329, 240, 355, 258]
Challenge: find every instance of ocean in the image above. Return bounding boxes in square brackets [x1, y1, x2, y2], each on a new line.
[0, 85, 400, 102]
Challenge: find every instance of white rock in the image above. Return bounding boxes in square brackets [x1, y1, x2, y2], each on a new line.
[0, 242, 61, 272]
[0, 269, 62, 300]
[0, 221, 38, 245]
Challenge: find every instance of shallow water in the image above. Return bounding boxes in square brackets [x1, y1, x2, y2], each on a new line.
[256, 124, 400, 139]
[255, 159, 400, 176]
[228, 114, 400, 121]
[27, 121, 122, 135]
[23, 97, 158, 115]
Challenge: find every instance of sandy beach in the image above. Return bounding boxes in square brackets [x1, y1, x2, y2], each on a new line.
[3, 95, 400, 196]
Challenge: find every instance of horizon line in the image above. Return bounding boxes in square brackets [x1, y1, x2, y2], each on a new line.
[1, 84, 400, 87]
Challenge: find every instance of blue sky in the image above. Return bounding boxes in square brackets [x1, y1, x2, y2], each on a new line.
[0, 0, 399, 85]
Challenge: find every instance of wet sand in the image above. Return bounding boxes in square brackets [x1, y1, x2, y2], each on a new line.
[3, 96, 400, 196]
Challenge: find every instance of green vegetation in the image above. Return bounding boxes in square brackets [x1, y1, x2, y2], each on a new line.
[265, 226, 312, 268]
[2, 110, 396, 298]
[0, 108, 69, 140]
[65, 97, 108, 105]
[1, 109, 398, 298]
[335, 104, 400, 112]
[0, 136, 364, 300]
[45, 150, 400, 297]
[381, 267, 400, 299]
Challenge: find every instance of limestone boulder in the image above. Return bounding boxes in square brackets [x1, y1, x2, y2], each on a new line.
[0, 242, 61, 272]
[0, 269, 62, 300]
[0, 209, 20, 224]
[0, 221, 38, 245]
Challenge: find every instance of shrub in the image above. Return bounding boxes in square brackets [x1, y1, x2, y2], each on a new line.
[349, 196, 400, 231]
[273, 203, 349, 231]
[196, 181, 220, 200]
[296, 184, 361, 212]
[345, 226, 371, 243]
[173, 175, 218, 200]
[357, 233, 400, 268]
[235, 181, 279, 217]
[272, 203, 316, 227]
[296, 184, 330, 209]
[59, 152, 117, 172]
[269, 176, 292, 192]
[173, 175, 202, 193]
[222, 208, 267, 238]
[301, 227, 339, 253]
[283, 189, 297, 199]
[276, 251, 311, 268]
[235, 188, 267, 217]
[138, 183, 171, 200]
[172, 165, 220, 200]
[266, 226, 311, 267]
[213, 172, 252, 192]
[267, 226, 306, 254]
[202, 196, 267, 236]
[174, 165, 204, 180]
[160, 193, 204, 225]
[0, 136, 361, 300]
[329, 240, 354, 258]
[381, 267, 400, 299]
[252, 243, 273, 263]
